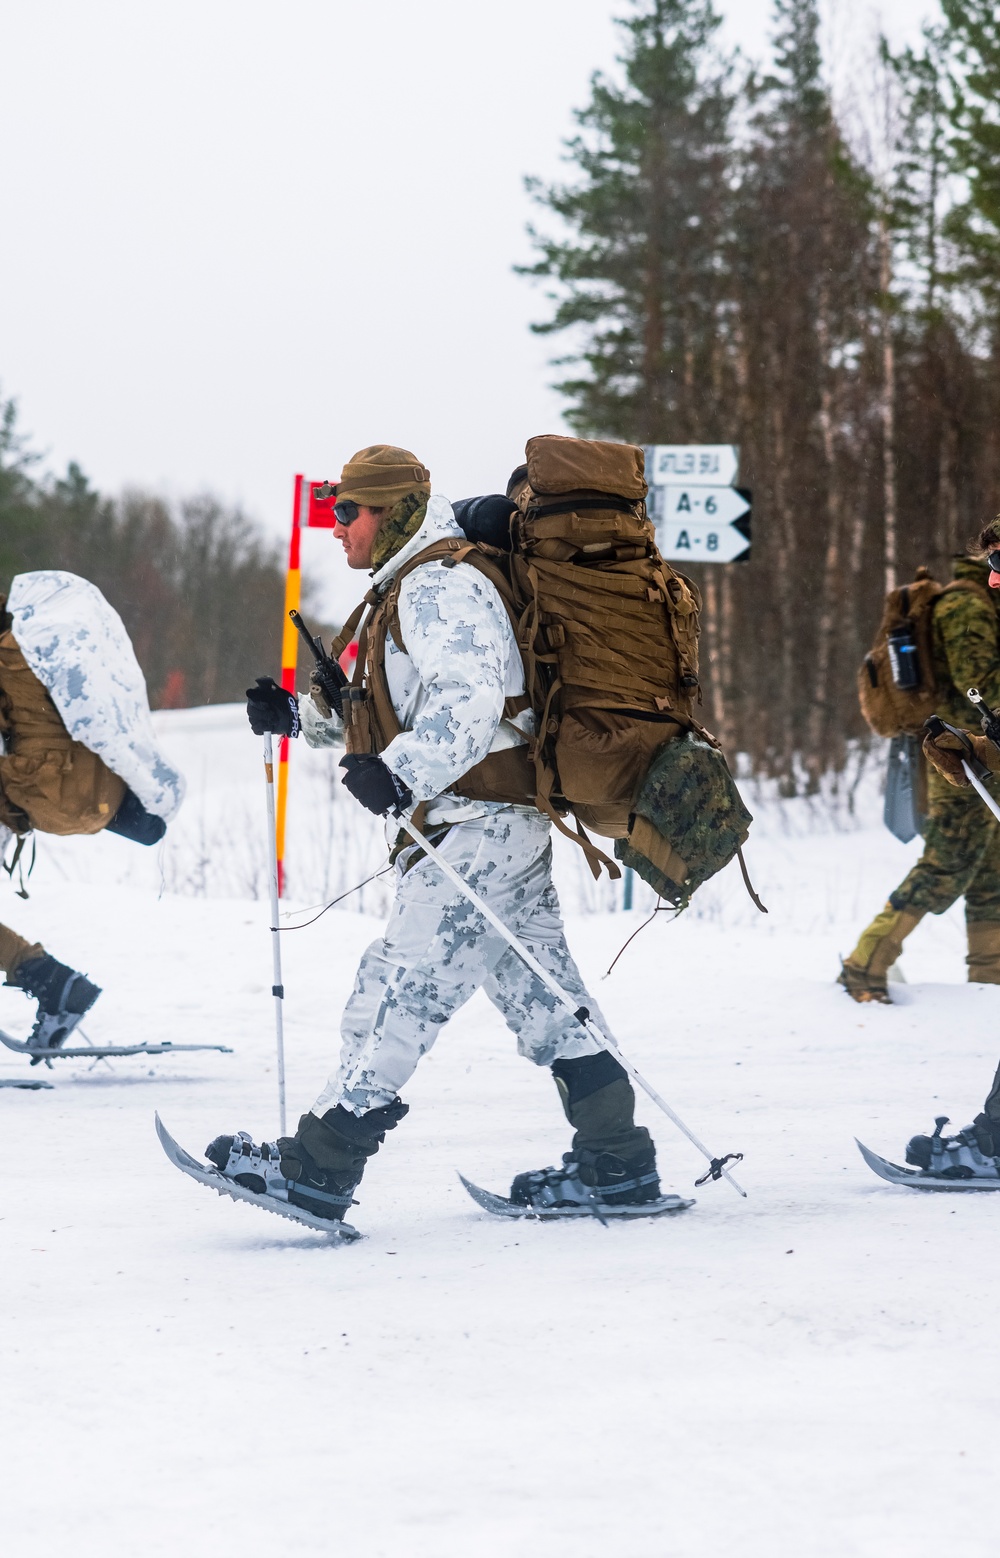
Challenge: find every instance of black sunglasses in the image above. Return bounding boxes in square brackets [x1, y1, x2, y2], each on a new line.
[333, 498, 361, 527]
[988, 549, 1000, 573]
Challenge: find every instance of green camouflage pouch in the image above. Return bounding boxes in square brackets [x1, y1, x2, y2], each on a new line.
[614, 735, 754, 910]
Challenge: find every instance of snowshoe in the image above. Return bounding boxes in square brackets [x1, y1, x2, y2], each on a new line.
[904, 1116, 1000, 1181]
[510, 1145, 662, 1214]
[7, 955, 102, 1061]
[460, 1170, 693, 1221]
[204, 1130, 357, 1223]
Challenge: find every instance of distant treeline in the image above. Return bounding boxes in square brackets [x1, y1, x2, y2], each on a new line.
[0, 395, 295, 708]
[523, 0, 1000, 787]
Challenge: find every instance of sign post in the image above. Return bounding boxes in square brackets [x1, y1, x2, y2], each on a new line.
[644, 445, 750, 565]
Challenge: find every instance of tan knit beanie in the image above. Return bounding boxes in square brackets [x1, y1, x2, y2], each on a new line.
[336, 445, 431, 508]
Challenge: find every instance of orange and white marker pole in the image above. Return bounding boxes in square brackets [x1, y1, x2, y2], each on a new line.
[276, 474, 339, 897]
[275, 476, 308, 896]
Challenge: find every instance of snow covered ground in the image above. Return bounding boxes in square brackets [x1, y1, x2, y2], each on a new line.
[4, 712, 999, 1558]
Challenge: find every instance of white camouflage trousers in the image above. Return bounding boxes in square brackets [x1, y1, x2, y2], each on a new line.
[311, 809, 613, 1117]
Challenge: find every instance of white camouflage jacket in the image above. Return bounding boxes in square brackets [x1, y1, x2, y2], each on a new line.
[301, 495, 534, 827]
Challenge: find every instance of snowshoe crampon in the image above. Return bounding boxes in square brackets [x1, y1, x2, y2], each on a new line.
[155, 1115, 361, 1240]
[458, 1172, 694, 1221]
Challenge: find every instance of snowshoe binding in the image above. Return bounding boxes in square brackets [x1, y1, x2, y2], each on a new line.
[459, 1154, 693, 1221]
[204, 1130, 358, 1223]
[460, 1146, 695, 1220]
[510, 1146, 663, 1213]
[8, 955, 102, 1062]
[904, 1116, 1000, 1182]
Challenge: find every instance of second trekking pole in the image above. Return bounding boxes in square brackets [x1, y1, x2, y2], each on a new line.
[262, 732, 287, 1135]
[926, 706, 1000, 829]
[393, 808, 746, 1197]
[964, 688, 1000, 825]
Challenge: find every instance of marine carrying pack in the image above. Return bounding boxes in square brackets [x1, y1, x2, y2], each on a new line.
[332, 434, 759, 908]
[858, 566, 991, 737]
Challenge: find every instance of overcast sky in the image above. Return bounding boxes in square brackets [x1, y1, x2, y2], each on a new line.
[1, 0, 938, 617]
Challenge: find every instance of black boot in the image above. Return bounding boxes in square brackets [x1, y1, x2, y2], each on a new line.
[205, 1097, 408, 1223]
[510, 1051, 661, 1210]
[7, 954, 102, 1057]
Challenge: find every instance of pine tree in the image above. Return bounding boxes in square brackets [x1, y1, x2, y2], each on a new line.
[940, 0, 1000, 322]
[883, 26, 970, 568]
[519, 0, 735, 443]
[885, 26, 954, 322]
[937, 0, 1000, 516]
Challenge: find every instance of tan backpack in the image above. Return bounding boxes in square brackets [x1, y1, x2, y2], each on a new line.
[333, 435, 710, 879]
[0, 614, 125, 838]
[504, 434, 703, 850]
[858, 568, 990, 737]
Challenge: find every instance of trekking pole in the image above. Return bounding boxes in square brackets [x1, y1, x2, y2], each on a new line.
[964, 690, 1000, 825]
[393, 807, 746, 1197]
[262, 732, 287, 1135]
[961, 762, 1000, 826]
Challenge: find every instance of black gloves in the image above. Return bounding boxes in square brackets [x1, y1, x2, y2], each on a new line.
[340, 754, 413, 816]
[106, 787, 167, 846]
[246, 677, 300, 738]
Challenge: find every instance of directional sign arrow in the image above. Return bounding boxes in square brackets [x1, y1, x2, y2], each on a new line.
[656, 485, 750, 525]
[657, 518, 751, 564]
[646, 444, 739, 487]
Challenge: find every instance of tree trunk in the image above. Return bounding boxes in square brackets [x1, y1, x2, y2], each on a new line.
[806, 264, 843, 778]
[879, 215, 898, 595]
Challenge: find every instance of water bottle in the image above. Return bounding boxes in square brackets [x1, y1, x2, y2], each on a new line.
[887, 623, 920, 690]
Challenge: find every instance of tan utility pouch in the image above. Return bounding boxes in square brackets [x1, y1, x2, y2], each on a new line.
[449, 743, 536, 806]
[0, 629, 125, 836]
[340, 687, 375, 756]
[554, 708, 685, 809]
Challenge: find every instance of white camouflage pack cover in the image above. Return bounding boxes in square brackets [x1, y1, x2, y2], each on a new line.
[7, 570, 185, 822]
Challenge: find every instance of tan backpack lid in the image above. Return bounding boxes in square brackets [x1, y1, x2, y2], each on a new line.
[525, 435, 647, 501]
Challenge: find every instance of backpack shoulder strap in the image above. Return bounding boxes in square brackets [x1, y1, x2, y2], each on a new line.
[939, 578, 994, 609]
[329, 589, 378, 664]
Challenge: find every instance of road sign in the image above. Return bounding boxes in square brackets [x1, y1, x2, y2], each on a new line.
[657, 517, 750, 564]
[653, 485, 749, 526]
[645, 444, 739, 487]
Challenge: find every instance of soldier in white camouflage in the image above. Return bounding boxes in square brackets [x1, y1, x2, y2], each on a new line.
[202, 445, 662, 1228]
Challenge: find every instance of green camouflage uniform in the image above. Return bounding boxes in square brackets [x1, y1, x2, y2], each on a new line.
[890, 559, 1000, 922]
[842, 557, 1000, 999]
